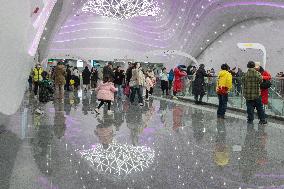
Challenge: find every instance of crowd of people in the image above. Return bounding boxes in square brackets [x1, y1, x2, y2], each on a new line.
[29, 59, 273, 124]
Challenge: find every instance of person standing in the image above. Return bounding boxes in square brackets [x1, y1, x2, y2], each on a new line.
[113, 66, 125, 100]
[33, 63, 43, 97]
[54, 62, 66, 101]
[65, 65, 72, 91]
[72, 67, 80, 90]
[90, 67, 99, 89]
[82, 66, 91, 92]
[168, 69, 174, 91]
[216, 64, 232, 119]
[172, 66, 187, 99]
[192, 64, 207, 104]
[254, 63, 271, 107]
[242, 61, 267, 124]
[103, 62, 114, 81]
[129, 63, 144, 106]
[160, 67, 169, 95]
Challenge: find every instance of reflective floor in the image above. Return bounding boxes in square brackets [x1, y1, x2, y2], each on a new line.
[0, 91, 284, 189]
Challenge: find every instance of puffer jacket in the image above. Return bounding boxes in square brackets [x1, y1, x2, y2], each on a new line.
[216, 70, 233, 94]
[54, 65, 66, 85]
[132, 68, 145, 86]
[96, 82, 118, 101]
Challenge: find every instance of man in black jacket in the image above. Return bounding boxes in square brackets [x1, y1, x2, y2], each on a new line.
[103, 62, 114, 81]
[114, 66, 125, 100]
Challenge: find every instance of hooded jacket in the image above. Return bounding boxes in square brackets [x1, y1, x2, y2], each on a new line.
[216, 70, 233, 94]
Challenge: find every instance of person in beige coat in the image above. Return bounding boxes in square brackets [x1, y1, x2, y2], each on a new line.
[54, 62, 66, 100]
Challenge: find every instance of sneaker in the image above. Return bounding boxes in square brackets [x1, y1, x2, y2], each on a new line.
[145, 98, 149, 101]
[107, 110, 113, 115]
[35, 108, 43, 115]
[173, 96, 178, 100]
[94, 108, 100, 114]
[139, 103, 144, 106]
[259, 120, 268, 125]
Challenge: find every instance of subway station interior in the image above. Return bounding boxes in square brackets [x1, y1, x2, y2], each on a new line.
[1, 0, 284, 188]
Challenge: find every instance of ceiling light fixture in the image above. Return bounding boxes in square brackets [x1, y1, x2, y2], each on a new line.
[82, 0, 160, 20]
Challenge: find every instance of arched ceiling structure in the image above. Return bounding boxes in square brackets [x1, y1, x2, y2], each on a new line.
[45, 0, 284, 64]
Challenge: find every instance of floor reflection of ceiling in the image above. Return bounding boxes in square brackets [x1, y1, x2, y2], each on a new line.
[80, 140, 155, 176]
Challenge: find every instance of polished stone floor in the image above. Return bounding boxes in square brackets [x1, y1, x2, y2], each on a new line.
[0, 91, 284, 189]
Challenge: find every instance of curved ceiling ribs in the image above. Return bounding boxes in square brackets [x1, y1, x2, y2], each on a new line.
[47, 0, 284, 63]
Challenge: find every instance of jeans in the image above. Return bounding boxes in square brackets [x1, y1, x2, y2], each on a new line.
[115, 84, 123, 99]
[130, 86, 143, 104]
[246, 96, 266, 123]
[217, 94, 228, 117]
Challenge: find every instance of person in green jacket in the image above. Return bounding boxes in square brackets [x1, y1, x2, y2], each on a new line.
[242, 61, 267, 125]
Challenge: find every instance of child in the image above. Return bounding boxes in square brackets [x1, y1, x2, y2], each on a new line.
[95, 77, 118, 115]
[39, 71, 54, 103]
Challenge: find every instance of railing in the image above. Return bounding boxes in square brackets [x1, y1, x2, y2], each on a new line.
[178, 76, 284, 117]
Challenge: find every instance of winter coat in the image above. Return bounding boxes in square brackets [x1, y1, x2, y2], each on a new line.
[82, 68, 91, 85]
[168, 69, 174, 81]
[192, 67, 207, 96]
[145, 77, 154, 91]
[173, 67, 187, 92]
[131, 68, 145, 86]
[216, 70, 233, 94]
[54, 65, 66, 85]
[91, 70, 99, 82]
[114, 71, 125, 85]
[260, 70, 271, 105]
[103, 66, 114, 80]
[96, 82, 118, 101]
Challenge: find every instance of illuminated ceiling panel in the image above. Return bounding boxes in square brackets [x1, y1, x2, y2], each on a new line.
[48, 0, 284, 62]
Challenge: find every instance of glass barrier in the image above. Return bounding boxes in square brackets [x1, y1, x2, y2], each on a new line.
[178, 76, 284, 118]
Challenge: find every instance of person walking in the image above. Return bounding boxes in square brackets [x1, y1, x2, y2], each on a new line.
[255, 63, 271, 107]
[32, 63, 43, 97]
[160, 67, 169, 95]
[242, 61, 267, 125]
[145, 73, 154, 101]
[192, 64, 207, 104]
[113, 66, 125, 100]
[94, 77, 118, 115]
[82, 66, 91, 92]
[216, 64, 232, 119]
[54, 62, 66, 101]
[173, 66, 187, 99]
[90, 67, 99, 89]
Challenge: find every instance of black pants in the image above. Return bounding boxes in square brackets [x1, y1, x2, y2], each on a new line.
[169, 80, 173, 90]
[34, 81, 39, 95]
[194, 94, 204, 103]
[97, 100, 111, 110]
[161, 80, 169, 95]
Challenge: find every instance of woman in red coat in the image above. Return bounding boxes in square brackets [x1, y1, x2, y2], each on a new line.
[173, 66, 187, 99]
[256, 65, 271, 105]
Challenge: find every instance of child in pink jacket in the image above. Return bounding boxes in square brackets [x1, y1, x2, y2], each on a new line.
[95, 77, 118, 115]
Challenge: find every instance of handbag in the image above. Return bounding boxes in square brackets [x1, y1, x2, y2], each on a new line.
[123, 85, 130, 96]
[260, 80, 271, 89]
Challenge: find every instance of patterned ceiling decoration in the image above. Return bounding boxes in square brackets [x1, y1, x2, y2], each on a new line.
[82, 0, 160, 20]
